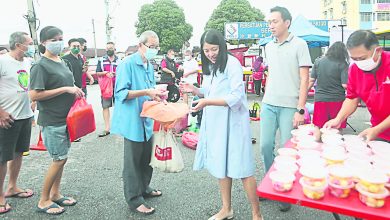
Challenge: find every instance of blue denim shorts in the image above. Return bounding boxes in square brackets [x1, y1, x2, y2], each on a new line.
[41, 124, 71, 161]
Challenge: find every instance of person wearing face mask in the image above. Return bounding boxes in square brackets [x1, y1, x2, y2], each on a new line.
[77, 38, 94, 97]
[30, 26, 84, 215]
[111, 30, 166, 215]
[324, 30, 390, 143]
[160, 49, 180, 83]
[0, 32, 36, 215]
[62, 39, 84, 89]
[95, 42, 120, 137]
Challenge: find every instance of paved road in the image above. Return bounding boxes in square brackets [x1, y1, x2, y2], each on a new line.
[3, 84, 371, 220]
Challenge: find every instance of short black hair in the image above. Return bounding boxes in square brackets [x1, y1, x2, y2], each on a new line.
[78, 37, 87, 44]
[200, 29, 228, 76]
[68, 38, 80, 46]
[270, 6, 292, 28]
[346, 30, 379, 50]
[106, 41, 115, 45]
[0, 47, 8, 52]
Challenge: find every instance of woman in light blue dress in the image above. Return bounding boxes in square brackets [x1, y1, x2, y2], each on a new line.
[181, 29, 263, 220]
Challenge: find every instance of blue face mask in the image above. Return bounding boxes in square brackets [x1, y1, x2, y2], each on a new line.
[24, 45, 35, 57]
[144, 48, 158, 60]
[45, 41, 64, 55]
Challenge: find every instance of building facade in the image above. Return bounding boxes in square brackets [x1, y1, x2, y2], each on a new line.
[321, 0, 390, 31]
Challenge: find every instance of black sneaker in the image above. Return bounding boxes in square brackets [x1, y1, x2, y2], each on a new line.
[258, 197, 267, 201]
[278, 202, 292, 212]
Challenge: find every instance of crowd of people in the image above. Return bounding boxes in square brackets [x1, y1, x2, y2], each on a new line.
[0, 5, 389, 220]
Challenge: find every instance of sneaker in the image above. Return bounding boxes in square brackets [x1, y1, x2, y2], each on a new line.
[74, 138, 81, 142]
[98, 131, 110, 137]
[278, 202, 291, 212]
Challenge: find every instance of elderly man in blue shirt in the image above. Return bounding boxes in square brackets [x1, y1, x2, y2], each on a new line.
[111, 30, 165, 215]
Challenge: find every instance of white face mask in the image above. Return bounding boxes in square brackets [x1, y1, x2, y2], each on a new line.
[185, 55, 191, 61]
[354, 47, 380, 71]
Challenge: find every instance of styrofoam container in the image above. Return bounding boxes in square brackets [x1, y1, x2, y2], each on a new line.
[320, 128, 340, 135]
[369, 141, 390, 155]
[297, 140, 320, 150]
[321, 134, 344, 146]
[322, 149, 347, 165]
[342, 134, 364, 142]
[298, 157, 326, 168]
[298, 149, 321, 159]
[274, 162, 298, 174]
[269, 171, 296, 192]
[274, 155, 296, 166]
[300, 166, 328, 179]
[277, 148, 298, 158]
[347, 151, 371, 162]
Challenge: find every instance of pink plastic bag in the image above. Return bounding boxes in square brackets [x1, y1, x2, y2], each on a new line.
[181, 131, 198, 150]
[66, 98, 96, 142]
[174, 114, 188, 133]
[98, 76, 113, 99]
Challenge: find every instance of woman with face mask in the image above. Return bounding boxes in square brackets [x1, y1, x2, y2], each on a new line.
[29, 26, 84, 215]
[180, 29, 263, 220]
[324, 30, 390, 143]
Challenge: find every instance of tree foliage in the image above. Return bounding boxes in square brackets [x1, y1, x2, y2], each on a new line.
[205, 0, 265, 45]
[135, 0, 193, 53]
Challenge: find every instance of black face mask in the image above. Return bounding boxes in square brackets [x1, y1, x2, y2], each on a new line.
[83, 46, 87, 52]
[107, 50, 115, 56]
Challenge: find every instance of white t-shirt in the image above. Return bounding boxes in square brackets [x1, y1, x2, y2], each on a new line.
[0, 54, 33, 120]
[183, 58, 199, 84]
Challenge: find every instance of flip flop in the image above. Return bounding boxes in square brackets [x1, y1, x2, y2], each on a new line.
[5, 189, 34, 198]
[143, 189, 162, 198]
[53, 196, 77, 206]
[0, 202, 11, 214]
[36, 203, 64, 215]
[98, 131, 110, 137]
[133, 204, 155, 215]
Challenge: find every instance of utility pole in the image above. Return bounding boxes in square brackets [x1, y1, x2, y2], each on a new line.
[25, 0, 40, 61]
[104, 0, 112, 42]
[92, 19, 98, 58]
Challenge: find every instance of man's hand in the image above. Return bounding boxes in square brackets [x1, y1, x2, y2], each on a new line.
[88, 75, 95, 85]
[293, 112, 305, 128]
[0, 109, 14, 129]
[31, 101, 37, 112]
[171, 71, 175, 78]
[323, 118, 342, 129]
[67, 87, 85, 98]
[106, 72, 115, 78]
[146, 89, 167, 102]
[359, 127, 381, 142]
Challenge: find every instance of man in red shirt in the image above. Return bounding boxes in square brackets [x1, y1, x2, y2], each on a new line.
[325, 30, 390, 142]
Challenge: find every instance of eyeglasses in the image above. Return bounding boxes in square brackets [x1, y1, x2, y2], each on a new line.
[143, 43, 160, 50]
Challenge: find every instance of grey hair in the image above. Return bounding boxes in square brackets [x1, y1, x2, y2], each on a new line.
[9, 32, 29, 50]
[185, 49, 192, 54]
[138, 31, 159, 44]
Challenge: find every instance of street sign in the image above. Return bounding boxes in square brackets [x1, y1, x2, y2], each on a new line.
[225, 20, 330, 40]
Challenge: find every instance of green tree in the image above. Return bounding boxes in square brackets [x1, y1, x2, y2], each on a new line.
[205, 0, 265, 45]
[135, 0, 193, 53]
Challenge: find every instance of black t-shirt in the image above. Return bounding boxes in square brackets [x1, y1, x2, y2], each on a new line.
[30, 56, 75, 126]
[311, 56, 349, 102]
[62, 53, 84, 88]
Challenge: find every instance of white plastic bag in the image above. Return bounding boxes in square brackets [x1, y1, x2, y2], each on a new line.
[150, 127, 184, 173]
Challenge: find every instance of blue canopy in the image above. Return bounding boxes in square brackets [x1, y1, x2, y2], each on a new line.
[258, 15, 329, 47]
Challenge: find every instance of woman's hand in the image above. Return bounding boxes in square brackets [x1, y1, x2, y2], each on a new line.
[191, 99, 208, 112]
[179, 82, 195, 93]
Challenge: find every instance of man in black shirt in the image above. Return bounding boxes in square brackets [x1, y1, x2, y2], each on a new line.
[62, 38, 84, 89]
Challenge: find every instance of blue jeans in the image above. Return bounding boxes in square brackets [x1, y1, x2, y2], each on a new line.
[260, 103, 296, 172]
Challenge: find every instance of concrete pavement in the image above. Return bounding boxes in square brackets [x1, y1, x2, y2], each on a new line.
[2, 84, 371, 220]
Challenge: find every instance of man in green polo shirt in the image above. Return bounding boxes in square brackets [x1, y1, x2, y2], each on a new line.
[260, 6, 312, 211]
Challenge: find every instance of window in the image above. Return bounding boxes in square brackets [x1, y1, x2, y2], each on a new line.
[324, 11, 328, 19]
[377, 0, 390, 3]
[361, 0, 371, 3]
[360, 12, 372, 21]
[329, 8, 334, 19]
[377, 12, 390, 21]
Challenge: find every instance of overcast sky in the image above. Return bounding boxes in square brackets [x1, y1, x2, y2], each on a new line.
[0, 0, 320, 51]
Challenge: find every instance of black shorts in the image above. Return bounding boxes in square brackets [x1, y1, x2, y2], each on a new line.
[101, 96, 115, 109]
[0, 117, 32, 163]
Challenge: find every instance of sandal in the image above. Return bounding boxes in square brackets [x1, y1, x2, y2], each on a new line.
[98, 131, 110, 137]
[143, 189, 162, 198]
[5, 189, 34, 198]
[132, 204, 155, 215]
[0, 202, 11, 214]
[53, 196, 77, 206]
[36, 203, 64, 215]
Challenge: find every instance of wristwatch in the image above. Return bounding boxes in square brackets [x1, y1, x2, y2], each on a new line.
[297, 108, 305, 115]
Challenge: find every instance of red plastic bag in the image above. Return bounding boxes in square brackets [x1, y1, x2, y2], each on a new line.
[66, 98, 96, 142]
[181, 131, 198, 150]
[98, 76, 113, 99]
